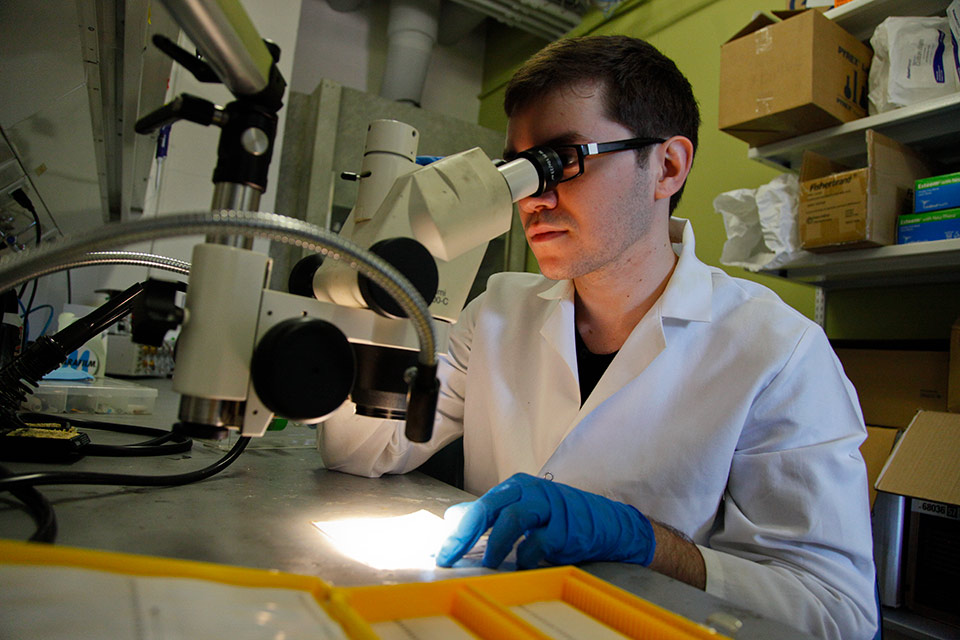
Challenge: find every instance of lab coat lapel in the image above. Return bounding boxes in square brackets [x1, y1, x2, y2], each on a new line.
[578, 306, 667, 417]
[538, 280, 579, 382]
[533, 280, 582, 466]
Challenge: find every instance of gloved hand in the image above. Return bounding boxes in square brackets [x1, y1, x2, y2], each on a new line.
[436, 473, 656, 570]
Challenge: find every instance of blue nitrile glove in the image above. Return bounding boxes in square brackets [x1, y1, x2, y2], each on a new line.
[435, 473, 656, 570]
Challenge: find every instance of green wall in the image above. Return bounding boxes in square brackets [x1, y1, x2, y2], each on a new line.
[476, 0, 960, 340]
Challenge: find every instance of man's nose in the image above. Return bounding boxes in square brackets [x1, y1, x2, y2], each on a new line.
[518, 187, 558, 214]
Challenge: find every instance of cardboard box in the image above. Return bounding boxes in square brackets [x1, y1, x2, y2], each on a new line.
[914, 171, 960, 213]
[833, 341, 949, 428]
[862, 426, 901, 508]
[786, 1, 834, 8]
[876, 411, 960, 626]
[798, 130, 932, 251]
[719, 10, 871, 147]
[951, 316, 960, 413]
[897, 207, 960, 244]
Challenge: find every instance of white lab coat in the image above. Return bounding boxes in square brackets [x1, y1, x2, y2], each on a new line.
[320, 218, 878, 640]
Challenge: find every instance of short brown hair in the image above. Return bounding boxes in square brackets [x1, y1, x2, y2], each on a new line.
[505, 35, 700, 213]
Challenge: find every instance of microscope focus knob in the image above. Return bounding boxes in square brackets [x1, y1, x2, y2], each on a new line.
[251, 317, 355, 421]
[358, 237, 439, 319]
[287, 253, 325, 297]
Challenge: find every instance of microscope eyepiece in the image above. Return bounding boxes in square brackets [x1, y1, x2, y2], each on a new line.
[497, 146, 564, 201]
[515, 146, 564, 197]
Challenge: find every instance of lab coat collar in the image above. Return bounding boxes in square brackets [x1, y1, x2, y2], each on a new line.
[536, 217, 713, 323]
[538, 278, 573, 301]
[659, 217, 714, 324]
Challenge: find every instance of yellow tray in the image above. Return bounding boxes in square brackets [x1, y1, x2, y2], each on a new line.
[331, 566, 728, 640]
[1, 540, 727, 639]
[0, 538, 328, 596]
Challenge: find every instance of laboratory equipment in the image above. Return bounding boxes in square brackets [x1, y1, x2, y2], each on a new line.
[0, 0, 563, 449]
[105, 334, 176, 378]
[0, 283, 146, 426]
[284, 118, 561, 425]
[140, 1, 563, 443]
[169, 129, 562, 442]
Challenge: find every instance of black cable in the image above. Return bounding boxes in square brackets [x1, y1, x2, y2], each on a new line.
[80, 436, 191, 457]
[10, 189, 44, 349]
[66, 270, 72, 304]
[19, 279, 38, 350]
[18, 413, 193, 457]
[0, 464, 57, 543]
[11, 188, 41, 248]
[0, 435, 249, 491]
[82, 432, 191, 457]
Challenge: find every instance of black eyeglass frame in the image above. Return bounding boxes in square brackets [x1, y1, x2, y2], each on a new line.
[551, 136, 667, 183]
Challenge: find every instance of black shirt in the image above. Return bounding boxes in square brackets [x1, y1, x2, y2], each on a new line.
[575, 329, 618, 406]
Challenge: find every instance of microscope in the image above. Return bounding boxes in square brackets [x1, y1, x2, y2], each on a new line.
[0, 0, 564, 448]
[170, 116, 563, 444]
[145, 1, 565, 446]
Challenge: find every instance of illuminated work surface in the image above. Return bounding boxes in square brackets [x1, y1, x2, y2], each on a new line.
[0, 379, 813, 639]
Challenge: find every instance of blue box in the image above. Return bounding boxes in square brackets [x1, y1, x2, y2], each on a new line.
[914, 172, 960, 213]
[898, 208, 960, 244]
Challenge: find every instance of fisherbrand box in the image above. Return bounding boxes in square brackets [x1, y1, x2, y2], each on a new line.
[798, 130, 932, 251]
[719, 9, 872, 146]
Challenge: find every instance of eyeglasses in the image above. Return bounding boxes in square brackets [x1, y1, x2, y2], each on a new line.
[550, 137, 666, 183]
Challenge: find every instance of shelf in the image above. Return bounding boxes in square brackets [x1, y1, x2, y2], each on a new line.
[760, 238, 960, 289]
[826, 0, 951, 41]
[739, 0, 960, 291]
[881, 606, 960, 640]
[748, 93, 960, 172]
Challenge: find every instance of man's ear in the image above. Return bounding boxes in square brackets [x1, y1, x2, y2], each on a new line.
[653, 136, 694, 202]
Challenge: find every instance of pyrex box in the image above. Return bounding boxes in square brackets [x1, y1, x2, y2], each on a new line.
[719, 10, 872, 147]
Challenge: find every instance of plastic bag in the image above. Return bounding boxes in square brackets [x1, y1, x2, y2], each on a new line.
[950, 1, 960, 45]
[869, 17, 960, 115]
[713, 173, 802, 272]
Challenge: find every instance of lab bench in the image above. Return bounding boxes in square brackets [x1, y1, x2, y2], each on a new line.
[0, 377, 814, 639]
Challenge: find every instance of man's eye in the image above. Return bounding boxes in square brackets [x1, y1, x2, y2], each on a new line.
[556, 149, 579, 167]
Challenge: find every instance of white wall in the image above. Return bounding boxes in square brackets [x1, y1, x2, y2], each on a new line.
[291, 0, 485, 121]
[42, 0, 488, 334]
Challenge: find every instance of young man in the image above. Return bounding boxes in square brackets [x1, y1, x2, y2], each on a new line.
[320, 36, 877, 640]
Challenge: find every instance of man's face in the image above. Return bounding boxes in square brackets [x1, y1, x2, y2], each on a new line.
[505, 83, 659, 281]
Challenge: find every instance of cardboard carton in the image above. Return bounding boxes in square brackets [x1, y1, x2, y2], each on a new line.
[875, 411, 960, 626]
[719, 10, 872, 146]
[877, 411, 960, 505]
[786, 1, 833, 7]
[862, 425, 900, 508]
[833, 341, 949, 428]
[951, 316, 960, 413]
[897, 207, 960, 244]
[914, 171, 960, 213]
[798, 130, 932, 251]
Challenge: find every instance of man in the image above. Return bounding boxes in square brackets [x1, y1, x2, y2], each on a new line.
[321, 36, 877, 640]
